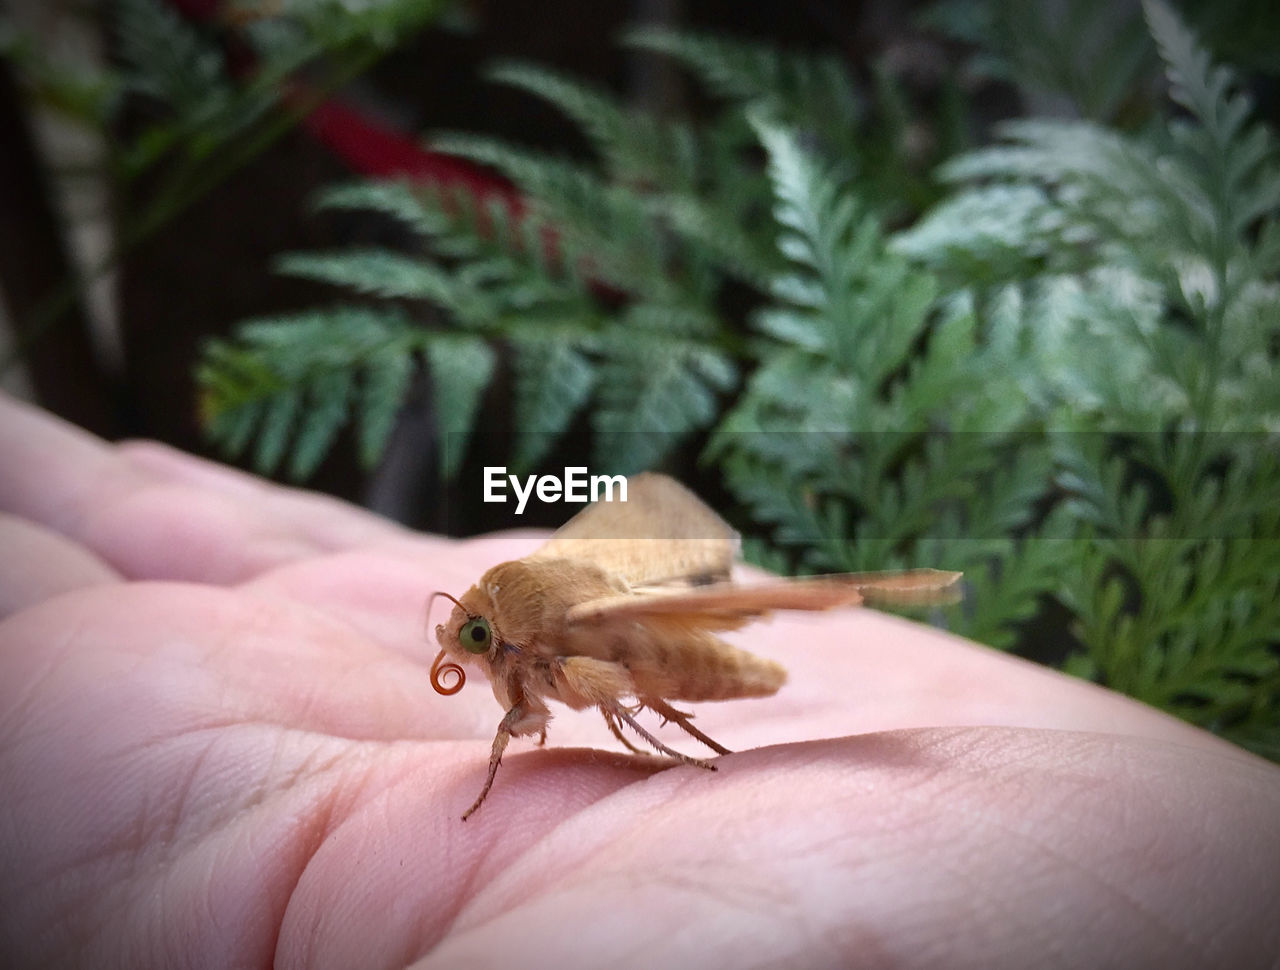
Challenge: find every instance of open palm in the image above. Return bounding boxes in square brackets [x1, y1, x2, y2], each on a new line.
[1, 393, 1277, 969]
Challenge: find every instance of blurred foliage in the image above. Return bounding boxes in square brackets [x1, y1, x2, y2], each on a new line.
[2, 0, 446, 251]
[922, 0, 1157, 122]
[198, 0, 1279, 757]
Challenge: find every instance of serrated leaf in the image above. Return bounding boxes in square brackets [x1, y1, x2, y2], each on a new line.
[117, 0, 229, 114]
[253, 389, 301, 475]
[312, 180, 442, 236]
[511, 338, 596, 471]
[290, 370, 353, 478]
[221, 400, 264, 457]
[358, 348, 415, 469]
[425, 337, 496, 478]
[276, 250, 459, 305]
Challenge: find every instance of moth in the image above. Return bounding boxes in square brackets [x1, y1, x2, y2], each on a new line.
[431, 473, 960, 819]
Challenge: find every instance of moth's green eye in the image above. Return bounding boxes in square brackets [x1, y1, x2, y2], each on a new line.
[460, 617, 493, 654]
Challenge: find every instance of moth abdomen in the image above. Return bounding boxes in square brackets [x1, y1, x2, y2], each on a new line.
[630, 631, 785, 703]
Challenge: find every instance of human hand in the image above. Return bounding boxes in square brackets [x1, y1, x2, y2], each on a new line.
[2, 393, 1277, 968]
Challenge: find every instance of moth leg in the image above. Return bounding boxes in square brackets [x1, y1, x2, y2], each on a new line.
[463, 696, 548, 821]
[463, 714, 513, 821]
[645, 697, 732, 756]
[604, 700, 716, 772]
[600, 706, 648, 755]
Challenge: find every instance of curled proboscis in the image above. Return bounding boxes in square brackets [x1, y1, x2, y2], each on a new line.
[431, 649, 466, 695]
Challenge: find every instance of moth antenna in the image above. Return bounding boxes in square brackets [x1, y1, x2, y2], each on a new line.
[431, 648, 466, 695]
[427, 590, 466, 616]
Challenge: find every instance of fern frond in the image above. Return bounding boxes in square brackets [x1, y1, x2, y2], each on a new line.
[297, 179, 606, 332]
[930, 0, 1154, 122]
[311, 179, 447, 237]
[1144, 0, 1280, 252]
[275, 249, 463, 306]
[625, 27, 859, 153]
[755, 116, 938, 385]
[899, 0, 1280, 437]
[591, 333, 736, 473]
[485, 62, 699, 191]
[430, 132, 676, 298]
[424, 335, 495, 478]
[509, 336, 597, 471]
[356, 343, 415, 467]
[199, 307, 422, 477]
[717, 125, 1047, 640]
[282, 0, 447, 51]
[116, 0, 229, 117]
[1054, 426, 1280, 757]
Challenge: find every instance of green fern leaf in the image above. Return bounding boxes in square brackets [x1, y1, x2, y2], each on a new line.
[485, 62, 698, 190]
[276, 248, 463, 307]
[199, 307, 421, 477]
[425, 336, 496, 478]
[754, 116, 939, 384]
[592, 336, 735, 473]
[1144, 0, 1237, 137]
[116, 0, 229, 117]
[311, 180, 444, 236]
[254, 388, 302, 475]
[358, 346, 415, 469]
[290, 369, 353, 478]
[624, 26, 859, 153]
[510, 336, 596, 471]
[1144, 0, 1280, 247]
[430, 132, 674, 298]
[221, 399, 265, 457]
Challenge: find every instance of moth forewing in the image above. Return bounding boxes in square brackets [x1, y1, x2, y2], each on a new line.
[527, 472, 738, 587]
[843, 568, 964, 606]
[564, 569, 962, 626]
[563, 579, 864, 627]
[430, 474, 961, 819]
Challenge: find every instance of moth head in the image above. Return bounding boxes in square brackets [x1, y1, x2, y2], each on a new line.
[429, 589, 501, 695]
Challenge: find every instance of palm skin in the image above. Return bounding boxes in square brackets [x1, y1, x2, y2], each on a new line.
[1, 393, 1277, 969]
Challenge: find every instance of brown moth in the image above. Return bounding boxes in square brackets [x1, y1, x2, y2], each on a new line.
[431, 473, 960, 819]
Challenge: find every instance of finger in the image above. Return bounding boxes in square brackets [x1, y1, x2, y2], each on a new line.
[118, 440, 409, 551]
[0, 393, 414, 583]
[0, 392, 141, 535]
[0, 514, 120, 618]
[0, 394, 289, 582]
[0, 581, 452, 744]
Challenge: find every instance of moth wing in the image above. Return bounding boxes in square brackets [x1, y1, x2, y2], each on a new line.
[565, 578, 861, 631]
[564, 568, 963, 629]
[839, 568, 964, 606]
[527, 472, 738, 588]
